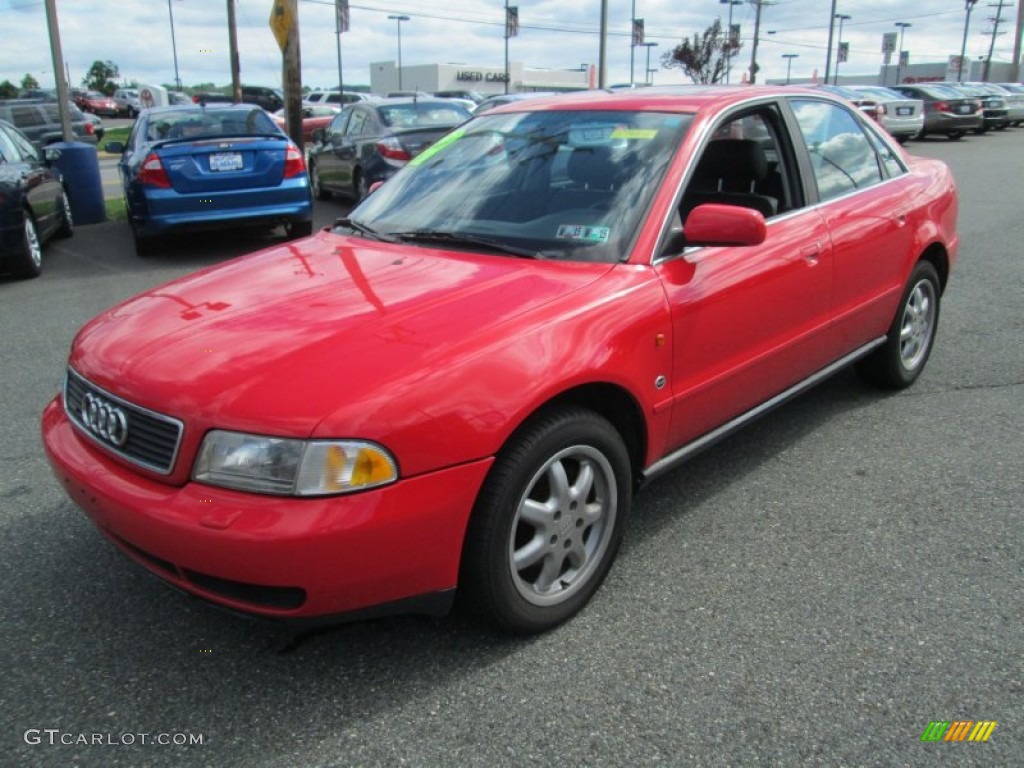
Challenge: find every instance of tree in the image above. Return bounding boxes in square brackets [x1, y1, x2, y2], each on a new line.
[21, 73, 40, 91]
[82, 60, 120, 95]
[0, 80, 18, 99]
[662, 19, 742, 85]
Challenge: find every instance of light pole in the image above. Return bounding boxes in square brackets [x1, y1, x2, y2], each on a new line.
[167, 0, 182, 91]
[894, 22, 912, 85]
[833, 13, 850, 85]
[720, 0, 742, 84]
[782, 53, 799, 85]
[388, 14, 410, 91]
[958, 1, 978, 82]
[641, 42, 659, 84]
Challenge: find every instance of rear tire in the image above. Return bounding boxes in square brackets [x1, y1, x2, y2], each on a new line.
[131, 224, 158, 257]
[459, 407, 631, 633]
[947, 132, 964, 141]
[353, 169, 368, 202]
[286, 220, 313, 239]
[55, 190, 73, 239]
[856, 261, 941, 389]
[14, 211, 43, 278]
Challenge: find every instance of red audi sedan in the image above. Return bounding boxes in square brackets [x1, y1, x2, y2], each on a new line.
[42, 86, 958, 633]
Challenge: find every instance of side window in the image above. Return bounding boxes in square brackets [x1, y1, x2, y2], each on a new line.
[327, 109, 350, 139]
[7, 125, 38, 160]
[12, 105, 46, 128]
[790, 99, 883, 202]
[0, 125, 21, 163]
[680, 106, 795, 222]
[345, 110, 368, 137]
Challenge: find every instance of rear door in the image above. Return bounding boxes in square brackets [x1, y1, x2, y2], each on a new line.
[786, 97, 916, 352]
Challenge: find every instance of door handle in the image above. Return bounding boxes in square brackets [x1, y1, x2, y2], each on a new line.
[800, 242, 821, 265]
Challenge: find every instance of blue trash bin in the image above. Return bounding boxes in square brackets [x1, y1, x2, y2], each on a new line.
[48, 142, 106, 225]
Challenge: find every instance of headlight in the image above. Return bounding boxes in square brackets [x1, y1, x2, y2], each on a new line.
[193, 430, 398, 496]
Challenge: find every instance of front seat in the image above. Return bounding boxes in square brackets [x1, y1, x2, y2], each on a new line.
[680, 138, 778, 220]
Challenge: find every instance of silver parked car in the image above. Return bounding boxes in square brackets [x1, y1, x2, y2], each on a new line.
[845, 86, 924, 143]
[113, 88, 141, 118]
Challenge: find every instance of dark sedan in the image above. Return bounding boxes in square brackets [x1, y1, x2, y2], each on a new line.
[104, 104, 313, 257]
[308, 98, 472, 201]
[0, 118, 72, 278]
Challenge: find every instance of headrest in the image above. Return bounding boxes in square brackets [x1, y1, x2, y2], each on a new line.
[695, 139, 768, 182]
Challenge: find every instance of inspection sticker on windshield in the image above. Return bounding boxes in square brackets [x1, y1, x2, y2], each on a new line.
[556, 225, 610, 243]
[610, 128, 658, 140]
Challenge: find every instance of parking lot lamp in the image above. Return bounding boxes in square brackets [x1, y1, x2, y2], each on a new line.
[782, 53, 798, 84]
[388, 15, 410, 91]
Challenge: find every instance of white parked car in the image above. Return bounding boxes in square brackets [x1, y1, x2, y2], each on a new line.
[845, 85, 925, 143]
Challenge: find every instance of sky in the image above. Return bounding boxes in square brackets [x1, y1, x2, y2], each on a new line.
[0, 0, 1021, 92]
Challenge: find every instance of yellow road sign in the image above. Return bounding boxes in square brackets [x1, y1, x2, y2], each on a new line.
[269, 0, 292, 52]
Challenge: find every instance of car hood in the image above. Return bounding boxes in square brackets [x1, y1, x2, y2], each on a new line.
[70, 230, 614, 438]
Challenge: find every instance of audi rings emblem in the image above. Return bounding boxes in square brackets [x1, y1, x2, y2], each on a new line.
[81, 392, 129, 447]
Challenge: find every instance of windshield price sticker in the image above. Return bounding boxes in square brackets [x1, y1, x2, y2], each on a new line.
[556, 225, 611, 243]
[610, 128, 658, 140]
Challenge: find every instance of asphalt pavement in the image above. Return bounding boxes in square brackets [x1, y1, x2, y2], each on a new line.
[1, 129, 1021, 767]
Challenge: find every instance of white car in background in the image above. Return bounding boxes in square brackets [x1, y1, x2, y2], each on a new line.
[845, 85, 924, 143]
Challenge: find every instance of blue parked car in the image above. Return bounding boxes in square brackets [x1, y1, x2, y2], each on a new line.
[105, 104, 313, 256]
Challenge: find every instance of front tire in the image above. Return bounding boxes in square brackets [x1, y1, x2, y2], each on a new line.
[459, 407, 631, 633]
[856, 261, 941, 389]
[310, 161, 330, 200]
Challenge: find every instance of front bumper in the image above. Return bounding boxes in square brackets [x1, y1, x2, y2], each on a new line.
[42, 397, 493, 621]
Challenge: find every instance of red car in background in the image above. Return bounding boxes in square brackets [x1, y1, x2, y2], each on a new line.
[271, 102, 341, 145]
[74, 90, 119, 117]
[42, 86, 958, 634]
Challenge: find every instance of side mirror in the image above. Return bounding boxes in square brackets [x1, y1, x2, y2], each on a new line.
[683, 204, 767, 248]
[311, 128, 324, 145]
[104, 141, 124, 154]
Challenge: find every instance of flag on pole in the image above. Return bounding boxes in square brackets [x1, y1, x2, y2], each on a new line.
[632, 19, 645, 46]
[506, 6, 519, 38]
[336, 0, 350, 34]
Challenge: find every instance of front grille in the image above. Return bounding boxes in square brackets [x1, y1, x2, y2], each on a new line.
[64, 368, 184, 474]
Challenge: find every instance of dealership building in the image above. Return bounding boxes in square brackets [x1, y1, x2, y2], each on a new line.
[369, 61, 592, 95]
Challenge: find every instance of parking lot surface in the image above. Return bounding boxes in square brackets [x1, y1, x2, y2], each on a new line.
[1, 130, 1021, 766]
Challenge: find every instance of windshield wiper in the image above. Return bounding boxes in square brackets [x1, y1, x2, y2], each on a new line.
[389, 230, 541, 259]
[333, 217, 400, 243]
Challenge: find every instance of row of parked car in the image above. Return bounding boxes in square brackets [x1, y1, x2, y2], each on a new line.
[818, 81, 1024, 141]
[4, 80, 1022, 281]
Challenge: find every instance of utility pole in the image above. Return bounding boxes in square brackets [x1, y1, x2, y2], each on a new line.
[824, 0, 838, 84]
[982, 0, 1009, 82]
[598, 0, 608, 88]
[43, 0, 72, 142]
[748, 0, 770, 84]
[227, 0, 241, 103]
[284, 0, 302, 152]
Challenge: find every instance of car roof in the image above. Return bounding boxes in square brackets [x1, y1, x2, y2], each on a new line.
[142, 103, 264, 115]
[476, 85, 830, 115]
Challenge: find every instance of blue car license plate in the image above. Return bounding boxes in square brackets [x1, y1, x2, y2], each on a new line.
[209, 152, 243, 172]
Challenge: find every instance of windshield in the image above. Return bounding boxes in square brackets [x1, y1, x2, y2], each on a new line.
[345, 109, 692, 263]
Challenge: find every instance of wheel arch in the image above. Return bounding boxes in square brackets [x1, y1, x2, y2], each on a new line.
[919, 242, 950, 294]
[500, 382, 648, 490]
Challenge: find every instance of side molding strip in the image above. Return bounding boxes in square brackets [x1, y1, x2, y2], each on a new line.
[642, 336, 887, 483]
